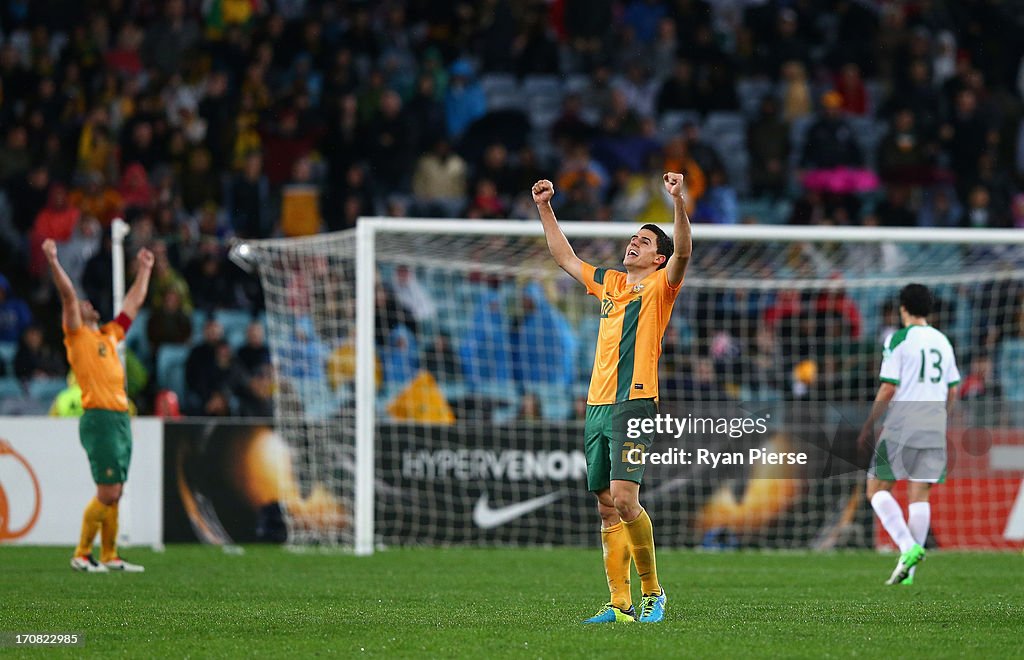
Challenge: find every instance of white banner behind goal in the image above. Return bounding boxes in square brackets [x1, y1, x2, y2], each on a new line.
[243, 221, 1024, 555]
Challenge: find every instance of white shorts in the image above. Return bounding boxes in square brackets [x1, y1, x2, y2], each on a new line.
[868, 439, 947, 483]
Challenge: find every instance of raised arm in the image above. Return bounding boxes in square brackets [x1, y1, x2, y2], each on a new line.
[43, 239, 82, 330]
[662, 172, 692, 287]
[532, 179, 585, 285]
[121, 248, 155, 320]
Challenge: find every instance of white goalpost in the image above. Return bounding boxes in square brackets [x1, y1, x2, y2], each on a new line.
[243, 220, 1024, 555]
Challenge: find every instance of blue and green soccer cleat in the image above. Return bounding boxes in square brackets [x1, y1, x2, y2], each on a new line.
[583, 603, 636, 624]
[885, 544, 925, 585]
[638, 588, 667, 623]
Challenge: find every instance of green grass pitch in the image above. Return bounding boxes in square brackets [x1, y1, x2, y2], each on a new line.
[2, 546, 1021, 658]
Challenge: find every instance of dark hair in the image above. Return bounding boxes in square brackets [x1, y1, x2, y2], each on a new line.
[899, 283, 932, 317]
[639, 223, 673, 270]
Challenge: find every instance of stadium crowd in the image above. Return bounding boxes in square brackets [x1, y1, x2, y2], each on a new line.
[0, 0, 1023, 416]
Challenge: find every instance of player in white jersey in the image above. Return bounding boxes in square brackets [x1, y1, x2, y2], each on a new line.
[858, 284, 960, 585]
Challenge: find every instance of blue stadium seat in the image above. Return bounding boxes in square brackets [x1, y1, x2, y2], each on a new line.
[523, 382, 573, 421]
[214, 309, 256, 349]
[998, 339, 1024, 401]
[789, 115, 814, 147]
[522, 75, 563, 102]
[482, 73, 524, 111]
[737, 78, 775, 117]
[721, 151, 750, 195]
[788, 115, 815, 168]
[565, 74, 591, 94]
[848, 116, 886, 167]
[487, 90, 525, 111]
[579, 106, 601, 126]
[530, 127, 559, 165]
[738, 198, 779, 225]
[658, 110, 699, 139]
[28, 376, 66, 403]
[528, 96, 562, 130]
[576, 317, 599, 383]
[190, 309, 208, 344]
[0, 376, 24, 399]
[716, 131, 746, 154]
[156, 344, 191, 401]
[480, 73, 516, 97]
[125, 308, 151, 363]
[704, 111, 746, 139]
[0, 341, 16, 374]
[864, 79, 886, 116]
[0, 392, 48, 415]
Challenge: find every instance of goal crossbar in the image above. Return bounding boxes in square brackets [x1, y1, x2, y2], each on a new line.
[358, 217, 1024, 245]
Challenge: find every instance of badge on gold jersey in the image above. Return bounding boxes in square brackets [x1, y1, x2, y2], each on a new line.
[631, 283, 645, 294]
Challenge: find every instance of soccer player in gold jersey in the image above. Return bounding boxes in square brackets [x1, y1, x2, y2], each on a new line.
[42, 238, 154, 572]
[533, 173, 692, 623]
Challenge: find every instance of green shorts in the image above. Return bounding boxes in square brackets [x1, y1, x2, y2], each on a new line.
[80, 408, 132, 485]
[584, 398, 657, 492]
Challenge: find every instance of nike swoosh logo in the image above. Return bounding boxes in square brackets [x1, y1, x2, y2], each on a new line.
[472, 492, 562, 529]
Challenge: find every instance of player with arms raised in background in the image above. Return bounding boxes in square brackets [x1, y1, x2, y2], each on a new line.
[533, 173, 691, 623]
[858, 284, 960, 585]
[43, 237, 154, 573]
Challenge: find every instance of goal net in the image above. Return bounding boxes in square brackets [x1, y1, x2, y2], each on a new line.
[243, 221, 1024, 554]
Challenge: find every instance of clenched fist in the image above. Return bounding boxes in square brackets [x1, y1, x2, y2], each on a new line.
[136, 247, 155, 270]
[663, 172, 685, 198]
[532, 179, 554, 205]
[42, 238, 58, 261]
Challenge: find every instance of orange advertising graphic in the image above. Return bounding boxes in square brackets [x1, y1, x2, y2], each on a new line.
[0, 439, 42, 541]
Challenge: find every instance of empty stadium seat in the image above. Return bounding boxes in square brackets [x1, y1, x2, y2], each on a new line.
[156, 344, 191, 401]
[847, 116, 887, 167]
[190, 309, 208, 343]
[738, 198, 779, 224]
[0, 341, 15, 374]
[0, 376, 23, 399]
[214, 309, 257, 348]
[125, 308, 151, 363]
[528, 97, 562, 131]
[737, 78, 775, 117]
[486, 90, 525, 111]
[522, 74, 563, 100]
[0, 393, 48, 415]
[704, 111, 746, 138]
[481, 73, 523, 111]
[788, 115, 815, 167]
[523, 382, 573, 421]
[480, 73, 516, 97]
[864, 79, 886, 116]
[998, 339, 1024, 401]
[28, 376, 66, 403]
[565, 74, 591, 94]
[722, 148, 750, 194]
[658, 110, 699, 139]
[529, 127, 559, 164]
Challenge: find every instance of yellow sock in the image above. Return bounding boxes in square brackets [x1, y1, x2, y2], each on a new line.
[601, 522, 632, 610]
[75, 498, 109, 558]
[100, 502, 120, 563]
[623, 508, 661, 595]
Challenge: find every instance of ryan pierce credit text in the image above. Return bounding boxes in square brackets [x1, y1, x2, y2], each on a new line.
[625, 448, 809, 468]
